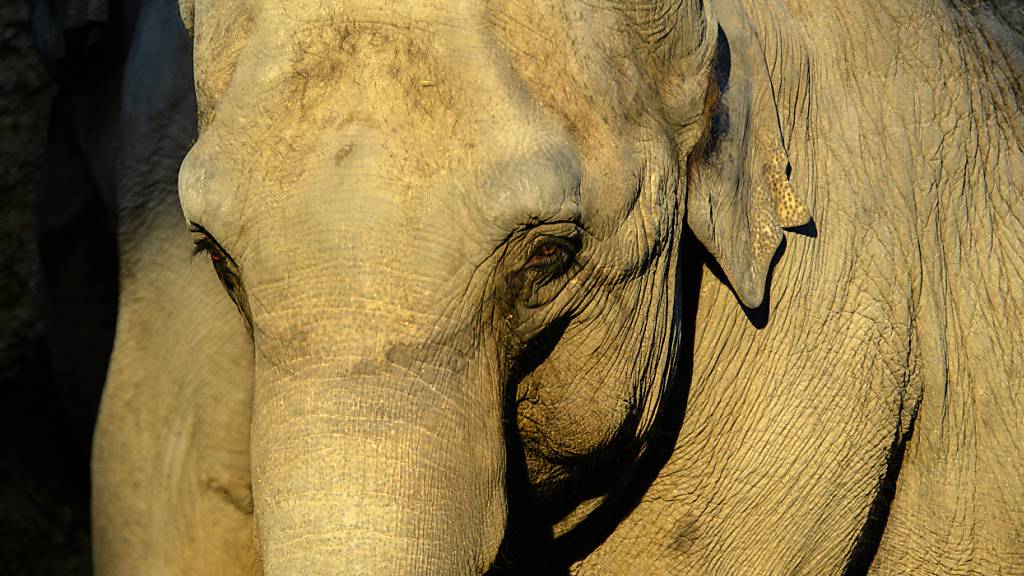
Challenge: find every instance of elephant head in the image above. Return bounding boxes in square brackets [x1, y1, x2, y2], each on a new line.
[176, 0, 809, 572]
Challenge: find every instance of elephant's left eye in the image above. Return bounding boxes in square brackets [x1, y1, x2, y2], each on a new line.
[523, 236, 577, 275]
[525, 238, 572, 270]
[511, 234, 580, 310]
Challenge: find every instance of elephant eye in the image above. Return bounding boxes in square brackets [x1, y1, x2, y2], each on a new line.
[524, 236, 577, 273]
[189, 223, 234, 266]
[191, 231, 227, 263]
[188, 222, 252, 327]
[510, 233, 581, 310]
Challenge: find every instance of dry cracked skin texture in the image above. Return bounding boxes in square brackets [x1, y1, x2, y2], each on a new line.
[0, 2, 91, 574]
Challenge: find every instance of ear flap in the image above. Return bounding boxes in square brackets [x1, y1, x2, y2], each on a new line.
[685, 1, 810, 309]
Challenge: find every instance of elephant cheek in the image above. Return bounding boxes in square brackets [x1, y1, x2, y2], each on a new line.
[247, 349, 508, 575]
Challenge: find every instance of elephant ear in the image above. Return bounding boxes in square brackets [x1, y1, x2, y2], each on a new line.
[683, 1, 811, 309]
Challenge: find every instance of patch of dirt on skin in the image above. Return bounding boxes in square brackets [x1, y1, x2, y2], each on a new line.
[0, 1, 92, 574]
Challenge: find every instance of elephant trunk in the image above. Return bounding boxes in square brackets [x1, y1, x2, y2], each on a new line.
[249, 335, 508, 574]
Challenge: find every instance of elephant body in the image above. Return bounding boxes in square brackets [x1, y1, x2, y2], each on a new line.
[92, 0, 1024, 574]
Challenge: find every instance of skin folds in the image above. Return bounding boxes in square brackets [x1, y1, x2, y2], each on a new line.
[92, 0, 1024, 574]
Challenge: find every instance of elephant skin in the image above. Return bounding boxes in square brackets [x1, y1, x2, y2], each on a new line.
[93, 0, 1024, 574]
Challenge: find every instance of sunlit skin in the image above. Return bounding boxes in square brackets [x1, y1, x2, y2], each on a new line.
[91, 0, 1024, 574]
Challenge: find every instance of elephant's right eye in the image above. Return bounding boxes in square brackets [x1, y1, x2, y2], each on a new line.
[188, 223, 252, 327]
[191, 230, 228, 264]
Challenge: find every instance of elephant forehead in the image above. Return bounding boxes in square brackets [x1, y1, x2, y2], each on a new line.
[193, 0, 660, 130]
[185, 0, 682, 271]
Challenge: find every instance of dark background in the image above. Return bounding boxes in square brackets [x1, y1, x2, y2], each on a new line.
[0, 1, 93, 573]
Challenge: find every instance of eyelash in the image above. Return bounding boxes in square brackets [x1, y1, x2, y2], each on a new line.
[189, 223, 230, 262]
[188, 223, 253, 326]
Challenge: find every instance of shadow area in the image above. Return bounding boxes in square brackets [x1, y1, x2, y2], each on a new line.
[843, 412, 915, 575]
[488, 228, 706, 575]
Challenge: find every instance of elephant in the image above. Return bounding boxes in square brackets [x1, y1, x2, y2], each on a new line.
[91, 0, 1024, 574]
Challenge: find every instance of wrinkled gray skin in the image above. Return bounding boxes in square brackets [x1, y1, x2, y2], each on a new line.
[92, 0, 1024, 574]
